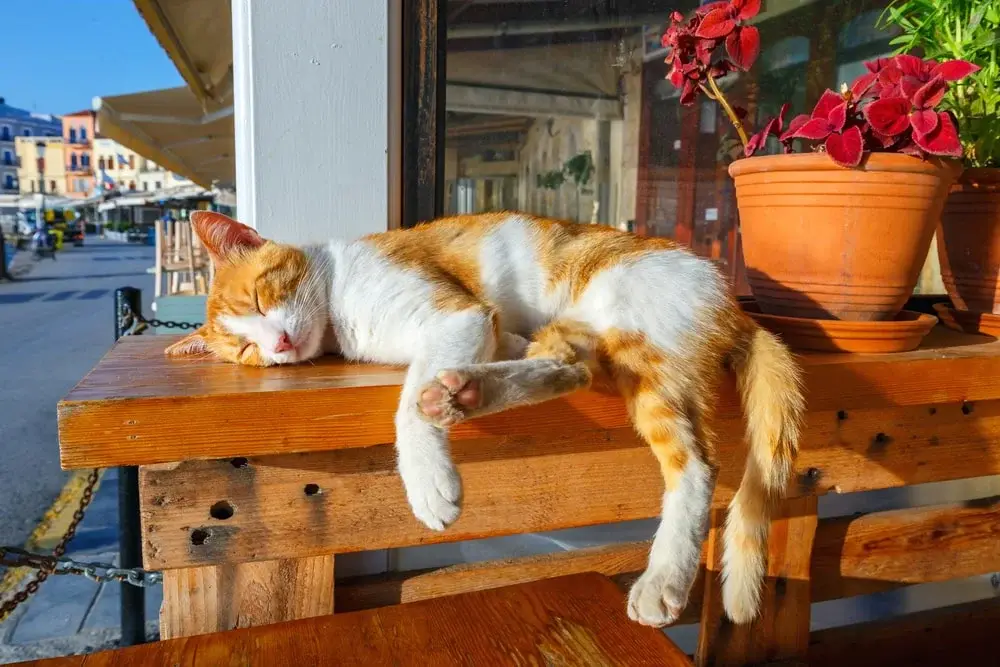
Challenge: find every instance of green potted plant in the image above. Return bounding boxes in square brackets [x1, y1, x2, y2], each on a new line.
[662, 0, 972, 340]
[881, 0, 1000, 319]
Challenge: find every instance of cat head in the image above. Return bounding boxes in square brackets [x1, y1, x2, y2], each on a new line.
[164, 212, 327, 366]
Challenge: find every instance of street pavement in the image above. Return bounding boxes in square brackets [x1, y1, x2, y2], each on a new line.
[0, 238, 153, 548]
[0, 239, 160, 662]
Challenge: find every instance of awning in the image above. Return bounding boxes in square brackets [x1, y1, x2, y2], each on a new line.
[94, 86, 234, 189]
[133, 0, 232, 107]
[97, 183, 212, 212]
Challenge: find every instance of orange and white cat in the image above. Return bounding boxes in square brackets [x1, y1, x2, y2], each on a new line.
[168, 210, 803, 627]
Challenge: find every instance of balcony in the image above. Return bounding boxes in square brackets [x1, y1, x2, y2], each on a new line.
[2, 156, 18, 167]
[67, 164, 92, 173]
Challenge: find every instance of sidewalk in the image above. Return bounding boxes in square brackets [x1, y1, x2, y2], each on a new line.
[0, 469, 162, 664]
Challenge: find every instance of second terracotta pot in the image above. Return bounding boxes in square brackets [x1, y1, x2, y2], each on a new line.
[936, 168, 1000, 314]
[730, 153, 961, 321]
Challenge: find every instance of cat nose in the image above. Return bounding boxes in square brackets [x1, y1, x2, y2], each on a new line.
[274, 332, 294, 353]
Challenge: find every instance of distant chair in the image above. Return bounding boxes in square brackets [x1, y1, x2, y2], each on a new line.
[154, 219, 211, 298]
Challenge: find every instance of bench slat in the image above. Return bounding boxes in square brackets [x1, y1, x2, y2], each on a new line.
[13, 574, 692, 667]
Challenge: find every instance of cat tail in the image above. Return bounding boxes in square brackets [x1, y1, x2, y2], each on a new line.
[723, 318, 805, 624]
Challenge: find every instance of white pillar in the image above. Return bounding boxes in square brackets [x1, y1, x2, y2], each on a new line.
[232, 0, 390, 243]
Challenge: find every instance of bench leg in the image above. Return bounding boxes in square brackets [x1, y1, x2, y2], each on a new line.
[160, 555, 335, 639]
[695, 496, 818, 666]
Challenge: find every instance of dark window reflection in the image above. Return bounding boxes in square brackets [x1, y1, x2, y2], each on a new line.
[444, 1, 897, 292]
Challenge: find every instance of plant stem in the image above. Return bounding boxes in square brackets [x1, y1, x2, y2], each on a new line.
[706, 73, 749, 147]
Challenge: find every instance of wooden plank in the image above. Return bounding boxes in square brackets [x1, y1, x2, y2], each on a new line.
[17, 574, 693, 667]
[335, 497, 1000, 620]
[811, 495, 1000, 600]
[808, 597, 1000, 667]
[696, 497, 818, 667]
[140, 400, 1000, 569]
[159, 555, 335, 639]
[59, 328, 1000, 468]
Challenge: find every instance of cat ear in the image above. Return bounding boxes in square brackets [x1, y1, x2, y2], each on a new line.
[190, 211, 265, 265]
[164, 327, 211, 357]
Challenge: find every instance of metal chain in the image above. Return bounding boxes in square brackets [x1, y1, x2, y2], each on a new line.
[0, 469, 160, 623]
[120, 303, 202, 334]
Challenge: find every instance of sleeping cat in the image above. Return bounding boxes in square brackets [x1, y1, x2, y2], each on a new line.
[167, 210, 803, 628]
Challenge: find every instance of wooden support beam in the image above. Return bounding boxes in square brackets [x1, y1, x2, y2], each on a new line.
[160, 555, 335, 639]
[334, 496, 1000, 621]
[140, 399, 1000, 569]
[696, 496, 819, 667]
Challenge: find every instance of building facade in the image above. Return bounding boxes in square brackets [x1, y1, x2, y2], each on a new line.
[62, 110, 96, 197]
[93, 138, 189, 195]
[15, 137, 67, 196]
[0, 98, 61, 194]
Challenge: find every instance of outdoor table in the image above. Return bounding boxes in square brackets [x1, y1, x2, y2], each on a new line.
[57, 326, 1000, 665]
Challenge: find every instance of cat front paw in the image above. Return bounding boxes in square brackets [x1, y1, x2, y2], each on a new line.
[399, 454, 463, 531]
[627, 567, 689, 627]
[417, 370, 482, 427]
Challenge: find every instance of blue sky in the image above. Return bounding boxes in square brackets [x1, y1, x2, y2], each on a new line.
[5, 0, 183, 115]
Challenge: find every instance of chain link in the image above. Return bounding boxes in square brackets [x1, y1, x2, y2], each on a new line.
[119, 302, 202, 334]
[0, 469, 161, 622]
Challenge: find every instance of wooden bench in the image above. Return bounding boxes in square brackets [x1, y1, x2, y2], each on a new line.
[14, 574, 692, 666]
[55, 327, 1000, 665]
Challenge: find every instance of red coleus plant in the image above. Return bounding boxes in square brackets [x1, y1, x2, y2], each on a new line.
[661, 1, 979, 168]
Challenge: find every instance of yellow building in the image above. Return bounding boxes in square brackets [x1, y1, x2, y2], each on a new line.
[15, 136, 67, 196]
[94, 137, 142, 192]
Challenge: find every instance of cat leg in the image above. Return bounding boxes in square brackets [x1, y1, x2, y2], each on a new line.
[417, 319, 598, 427]
[396, 306, 496, 531]
[417, 357, 591, 427]
[625, 388, 717, 627]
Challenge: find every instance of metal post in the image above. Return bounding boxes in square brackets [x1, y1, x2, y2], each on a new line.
[113, 287, 146, 646]
[0, 229, 12, 281]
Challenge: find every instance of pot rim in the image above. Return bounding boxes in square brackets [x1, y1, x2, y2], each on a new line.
[729, 151, 962, 179]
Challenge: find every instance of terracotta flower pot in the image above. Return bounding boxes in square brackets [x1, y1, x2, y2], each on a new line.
[936, 168, 1000, 314]
[730, 153, 961, 321]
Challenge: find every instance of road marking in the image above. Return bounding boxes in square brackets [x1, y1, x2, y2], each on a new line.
[0, 293, 44, 305]
[0, 470, 105, 602]
[43, 291, 78, 302]
[78, 290, 109, 301]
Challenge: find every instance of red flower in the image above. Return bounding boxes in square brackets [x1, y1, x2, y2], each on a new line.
[745, 103, 789, 157]
[786, 90, 864, 167]
[694, 0, 762, 71]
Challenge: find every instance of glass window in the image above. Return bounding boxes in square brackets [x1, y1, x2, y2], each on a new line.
[80, 126, 88, 141]
[155, 181, 162, 189]
[68, 128, 77, 143]
[0, 125, 11, 141]
[22, 128, 31, 137]
[3, 174, 13, 189]
[441, 1, 900, 292]
[129, 155, 135, 169]
[49, 180, 56, 192]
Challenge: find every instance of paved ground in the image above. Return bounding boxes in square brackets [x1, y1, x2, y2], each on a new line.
[0, 239, 160, 662]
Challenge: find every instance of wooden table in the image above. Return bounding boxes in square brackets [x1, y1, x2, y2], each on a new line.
[56, 328, 1000, 666]
[13, 574, 693, 666]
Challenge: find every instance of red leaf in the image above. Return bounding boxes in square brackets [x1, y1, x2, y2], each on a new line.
[812, 89, 844, 120]
[734, 0, 762, 21]
[695, 1, 729, 16]
[668, 65, 685, 88]
[913, 112, 963, 157]
[792, 117, 834, 140]
[931, 60, 980, 82]
[726, 26, 759, 71]
[828, 102, 848, 132]
[696, 8, 737, 38]
[779, 114, 810, 141]
[865, 57, 893, 74]
[912, 76, 947, 109]
[894, 54, 925, 77]
[851, 72, 877, 99]
[825, 126, 864, 168]
[899, 75, 924, 102]
[680, 80, 699, 106]
[909, 109, 939, 136]
[864, 97, 911, 136]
